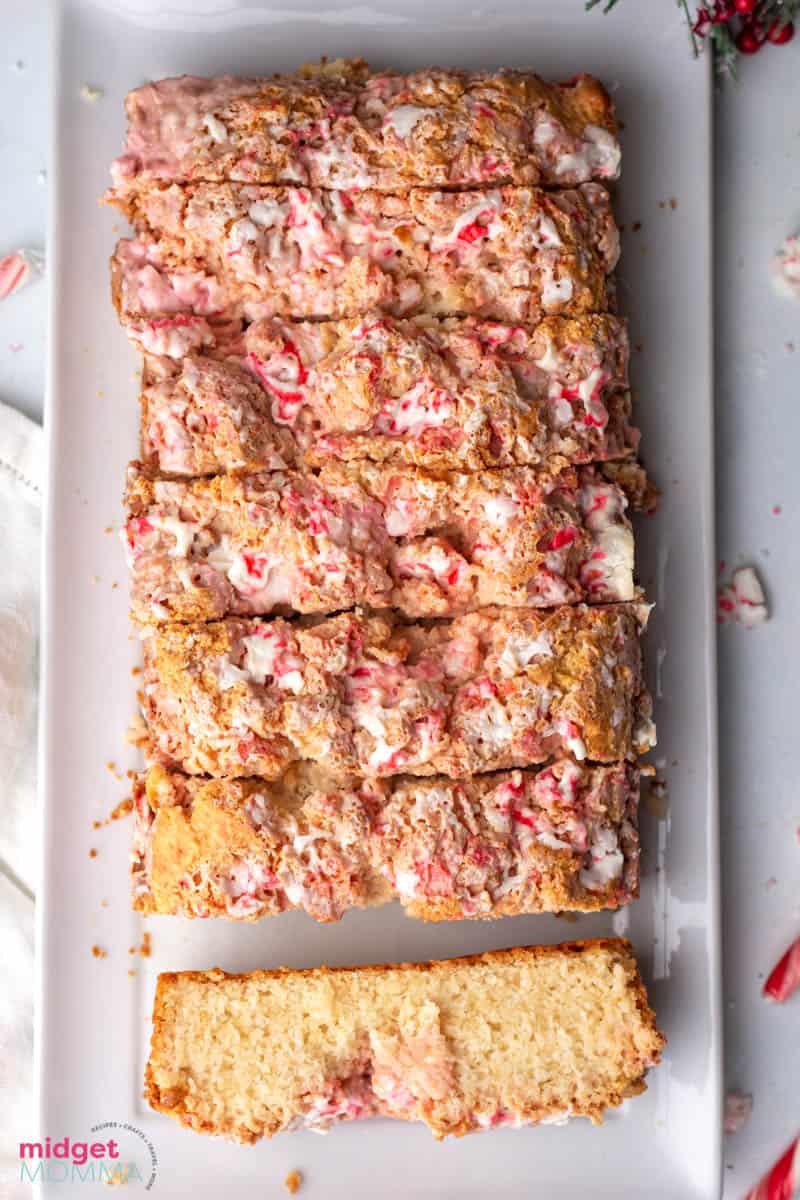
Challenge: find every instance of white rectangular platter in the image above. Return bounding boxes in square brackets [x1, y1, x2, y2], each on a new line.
[38, 1, 720, 1196]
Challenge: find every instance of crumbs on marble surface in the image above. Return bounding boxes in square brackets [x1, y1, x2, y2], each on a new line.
[91, 945, 107, 959]
[772, 232, 800, 300]
[632, 221, 642, 233]
[717, 565, 769, 627]
[724, 1091, 753, 1135]
[0, 249, 44, 301]
[643, 778, 669, 819]
[658, 198, 679, 210]
[555, 912, 580, 923]
[128, 969, 137, 978]
[126, 713, 148, 746]
[128, 932, 152, 958]
[284, 1171, 303, 1195]
[103, 525, 114, 534]
[106, 760, 124, 782]
[111, 797, 133, 821]
[772, 505, 782, 515]
[80, 83, 103, 102]
[89, 848, 98, 859]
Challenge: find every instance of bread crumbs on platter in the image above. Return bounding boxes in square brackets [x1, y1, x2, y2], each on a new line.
[129, 932, 152, 958]
[724, 1091, 753, 1134]
[642, 778, 669, 819]
[91, 945, 107, 959]
[284, 1171, 303, 1195]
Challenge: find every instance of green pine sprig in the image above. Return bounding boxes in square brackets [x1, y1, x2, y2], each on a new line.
[586, 0, 799, 79]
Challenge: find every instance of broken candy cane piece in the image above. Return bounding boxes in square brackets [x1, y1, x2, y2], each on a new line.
[744, 1134, 800, 1200]
[763, 934, 800, 1003]
[0, 249, 45, 301]
[717, 565, 769, 627]
[724, 1090, 753, 1135]
[772, 233, 800, 301]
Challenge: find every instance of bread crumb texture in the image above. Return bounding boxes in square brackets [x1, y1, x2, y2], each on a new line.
[284, 1170, 303, 1195]
[145, 939, 663, 1141]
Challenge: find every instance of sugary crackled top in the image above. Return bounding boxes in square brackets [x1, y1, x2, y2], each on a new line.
[138, 313, 637, 477]
[139, 604, 655, 779]
[111, 182, 618, 324]
[107, 59, 619, 196]
[132, 760, 639, 922]
[123, 462, 635, 622]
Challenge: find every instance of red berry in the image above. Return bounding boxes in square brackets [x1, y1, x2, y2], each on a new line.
[734, 0, 755, 12]
[736, 25, 763, 51]
[768, 19, 795, 43]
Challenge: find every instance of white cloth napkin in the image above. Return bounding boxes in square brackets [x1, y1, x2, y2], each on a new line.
[0, 399, 42, 1194]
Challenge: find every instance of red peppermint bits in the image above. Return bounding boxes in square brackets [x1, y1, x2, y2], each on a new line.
[457, 220, 491, 245]
[242, 552, 268, 580]
[744, 1136, 800, 1200]
[547, 527, 577, 551]
[763, 935, 800, 1003]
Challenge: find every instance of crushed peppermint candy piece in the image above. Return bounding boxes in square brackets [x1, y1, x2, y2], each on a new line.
[763, 935, 800, 1003]
[744, 1134, 800, 1200]
[717, 565, 769, 627]
[0, 249, 44, 301]
[724, 1090, 753, 1134]
[773, 233, 800, 300]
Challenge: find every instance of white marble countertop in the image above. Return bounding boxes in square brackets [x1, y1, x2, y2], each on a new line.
[2, 4, 798, 1195]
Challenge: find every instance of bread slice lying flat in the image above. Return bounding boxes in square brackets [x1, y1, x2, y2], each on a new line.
[146, 939, 664, 1141]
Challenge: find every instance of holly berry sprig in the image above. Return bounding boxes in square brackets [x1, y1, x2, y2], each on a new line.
[586, 0, 798, 77]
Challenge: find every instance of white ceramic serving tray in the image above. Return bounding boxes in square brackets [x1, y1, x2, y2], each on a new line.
[38, 1, 720, 1196]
